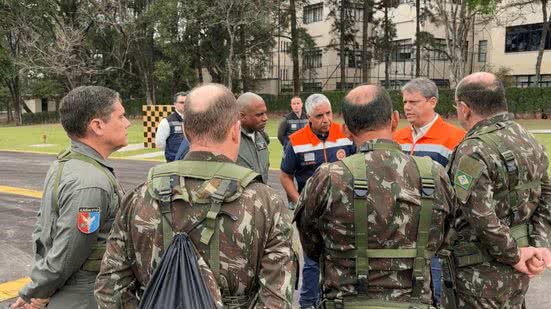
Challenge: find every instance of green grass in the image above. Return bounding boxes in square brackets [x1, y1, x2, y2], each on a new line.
[1, 116, 551, 169]
[0, 119, 160, 158]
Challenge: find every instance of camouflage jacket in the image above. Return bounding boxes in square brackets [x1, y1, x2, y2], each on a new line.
[95, 151, 295, 309]
[448, 113, 551, 265]
[294, 139, 454, 303]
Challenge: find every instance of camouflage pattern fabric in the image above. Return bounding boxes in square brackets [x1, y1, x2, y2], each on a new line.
[294, 139, 454, 304]
[447, 113, 551, 309]
[94, 151, 295, 309]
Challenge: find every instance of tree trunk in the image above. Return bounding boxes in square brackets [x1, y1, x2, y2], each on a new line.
[227, 33, 234, 91]
[340, 0, 347, 89]
[535, 0, 550, 87]
[7, 76, 23, 126]
[240, 26, 250, 92]
[384, 5, 390, 89]
[7, 97, 13, 122]
[290, 0, 300, 95]
[361, 0, 370, 83]
[415, 0, 421, 77]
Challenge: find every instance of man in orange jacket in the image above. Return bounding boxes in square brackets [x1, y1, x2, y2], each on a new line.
[393, 77, 464, 306]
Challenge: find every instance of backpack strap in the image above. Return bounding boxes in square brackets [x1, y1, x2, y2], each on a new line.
[148, 160, 260, 294]
[339, 155, 437, 300]
[411, 156, 436, 299]
[471, 123, 541, 222]
[341, 154, 370, 291]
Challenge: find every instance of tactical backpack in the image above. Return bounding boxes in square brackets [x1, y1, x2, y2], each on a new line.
[53, 149, 121, 272]
[143, 160, 261, 309]
[450, 121, 539, 268]
[324, 143, 437, 309]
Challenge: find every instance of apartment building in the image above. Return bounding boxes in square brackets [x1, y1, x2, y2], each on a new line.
[255, 1, 551, 94]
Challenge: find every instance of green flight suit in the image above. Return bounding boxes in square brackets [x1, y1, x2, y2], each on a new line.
[237, 128, 270, 184]
[19, 140, 122, 309]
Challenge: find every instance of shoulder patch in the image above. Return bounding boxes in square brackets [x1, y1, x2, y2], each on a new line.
[454, 155, 484, 203]
[77, 207, 101, 234]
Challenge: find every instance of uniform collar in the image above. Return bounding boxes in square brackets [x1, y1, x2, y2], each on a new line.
[70, 140, 113, 171]
[358, 139, 402, 152]
[412, 114, 439, 141]
[466, 112, 512, 137]
[240, 127, 257, 140]
[183, 151, 233, 163]
[304, 122, 343, 146]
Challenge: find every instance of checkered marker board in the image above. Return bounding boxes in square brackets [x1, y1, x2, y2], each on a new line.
[143, 105, 173, 148]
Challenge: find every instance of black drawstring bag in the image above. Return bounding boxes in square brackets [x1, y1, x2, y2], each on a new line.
[138, 233, 217, 309]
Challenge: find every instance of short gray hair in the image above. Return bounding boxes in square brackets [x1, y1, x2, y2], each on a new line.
[237, 92, 264, 112]
[401, 77, 438, 100]
[305, 93, 331, 116]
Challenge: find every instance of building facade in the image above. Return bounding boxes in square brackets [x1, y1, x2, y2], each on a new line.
[256, 1, 551, 94]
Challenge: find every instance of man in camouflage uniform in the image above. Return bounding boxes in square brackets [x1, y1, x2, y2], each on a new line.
[446, 72, 551, 308]
[295, 85, 454, 308]
[95, 83, 295, 308]
[12, 86, 129, 309]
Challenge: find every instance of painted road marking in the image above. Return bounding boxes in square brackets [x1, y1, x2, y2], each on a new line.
[0, 277, 30, 301]
[0, 186, 42, 199]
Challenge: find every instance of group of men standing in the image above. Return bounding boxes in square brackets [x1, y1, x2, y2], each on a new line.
[12, 72, 551, 309]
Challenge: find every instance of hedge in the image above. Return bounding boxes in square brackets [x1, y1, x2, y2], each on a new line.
[260, 87, 551, 117]
[22, 111, 60, 125]
[20, 87, 551, 125]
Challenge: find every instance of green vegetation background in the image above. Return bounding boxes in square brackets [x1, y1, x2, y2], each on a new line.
[1, 117, 550, 171]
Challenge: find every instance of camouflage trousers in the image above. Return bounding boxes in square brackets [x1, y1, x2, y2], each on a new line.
[446, 262, 529, 309]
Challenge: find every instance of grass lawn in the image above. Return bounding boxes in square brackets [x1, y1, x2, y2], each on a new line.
[1, 116, 551, 169]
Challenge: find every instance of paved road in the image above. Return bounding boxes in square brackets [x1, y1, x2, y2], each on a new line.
[0, 151, 549, 308]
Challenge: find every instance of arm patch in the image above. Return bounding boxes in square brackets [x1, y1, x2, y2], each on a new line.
[454, 155, 485, 203]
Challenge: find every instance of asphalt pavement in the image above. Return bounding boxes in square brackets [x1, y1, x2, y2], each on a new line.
[0, 151, 549, 308]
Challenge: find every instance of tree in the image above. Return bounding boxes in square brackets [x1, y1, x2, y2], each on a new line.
[327, 0, 360, 89]
[534, 0, 550, 87]
[427, 0, 496, 87]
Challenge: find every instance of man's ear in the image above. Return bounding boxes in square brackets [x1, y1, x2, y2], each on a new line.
[231, 120, 241, 144]
[88, 118, 104, 136]
[342, 124, 353, 140]
[462, 102, 472, 122]
[391, 111, 399, 132]
[429, 96, 438, 109]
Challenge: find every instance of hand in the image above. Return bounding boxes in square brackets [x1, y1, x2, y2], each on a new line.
[10, 297, 27, 308]
[25, 298, 49, 309]
[514, 247, 539, 275]
[526, 255, 545, 277]
[529, 247, 551, 276]
[514, 247, 551, 277]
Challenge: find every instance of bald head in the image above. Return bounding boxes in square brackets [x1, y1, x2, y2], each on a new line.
[237, 92, 264, 113]
[456, 72, 507, 117]
[184, 83, 239, 143]
[342, 85, 393, 135]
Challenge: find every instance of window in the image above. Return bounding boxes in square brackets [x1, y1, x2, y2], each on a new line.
[512, 74, 551, 87]
[303, 3, 323, 24]
[478, 40, 487, 62]
[506, 23, 551, 53]
[347, 50, 363, 68]
[432, 38, 448, 60]
[391, 39, 413, 61]
[303, 81, 322, 92]
[345, 4, 363, 22]
[280, 41, 291, 53]
[303, 49, 322, 68]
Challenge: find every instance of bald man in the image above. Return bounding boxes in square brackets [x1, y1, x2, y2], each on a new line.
[236, 92, 270, 183]
[294, 85, 454, 308]
[444, 72, 551, 309]
[95, 84, 295, 308]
